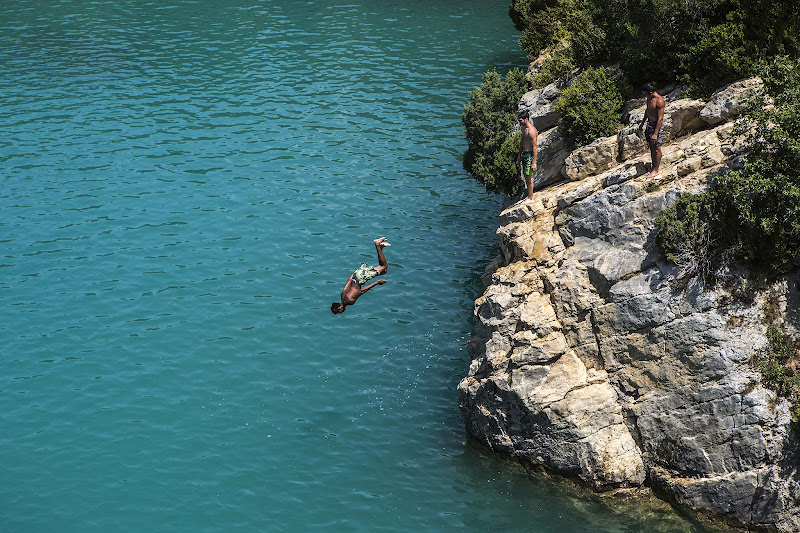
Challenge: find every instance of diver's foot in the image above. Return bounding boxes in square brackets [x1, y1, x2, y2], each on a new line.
[521, 197, 535, 205]
[374, 237, 390, 247]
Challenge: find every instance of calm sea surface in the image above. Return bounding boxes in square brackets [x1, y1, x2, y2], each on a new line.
[1, 1, 734, 531]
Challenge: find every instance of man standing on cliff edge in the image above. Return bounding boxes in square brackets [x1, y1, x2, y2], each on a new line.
[331, 237, 390, 314]
[516, 109, 539, 205]
[638, 83, 665, 178]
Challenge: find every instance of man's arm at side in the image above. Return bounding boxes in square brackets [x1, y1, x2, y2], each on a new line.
[638, 110, 647, 130]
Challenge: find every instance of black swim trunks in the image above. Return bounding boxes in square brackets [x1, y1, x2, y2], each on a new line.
[645, 121, 663, 146]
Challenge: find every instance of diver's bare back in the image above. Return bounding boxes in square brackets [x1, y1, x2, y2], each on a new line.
[340, 268, 364, 305]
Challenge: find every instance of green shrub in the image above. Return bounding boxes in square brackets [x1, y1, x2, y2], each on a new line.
[655, 192, 711, 265]
[462, 68, 529, 196]
[510, 0, 575, 57]
[714, 56, 800, 274]
[510, 0, 800, 96]
[678, 0, 799, 94]
[754, 327, 800, 425]
[676, 20, 750, 96]
[529, 46, 576, 88]
[552, 67, 624, 147]
[654, 191, 731, 282]
[510, 0, 607, 66]
[714, 169, 800, 274]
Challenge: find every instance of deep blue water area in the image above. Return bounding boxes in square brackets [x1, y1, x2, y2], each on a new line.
[1, 1, 735, 531]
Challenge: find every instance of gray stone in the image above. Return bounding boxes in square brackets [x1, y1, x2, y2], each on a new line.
[700, 77, 763, 126]
[519, 83, 562, 132]
[563, 135, 619, 181]
[533, 127, 569, 190]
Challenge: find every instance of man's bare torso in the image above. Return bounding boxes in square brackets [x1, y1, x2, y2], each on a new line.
[520, 123, 537, 151]
[645, 93, 665, 122]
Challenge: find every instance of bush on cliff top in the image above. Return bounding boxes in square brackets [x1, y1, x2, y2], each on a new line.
[462, 68, 529, 197]
[512, 0, 800, 94]
[754, 327, 800, 426]
[552, 67, 624, 148]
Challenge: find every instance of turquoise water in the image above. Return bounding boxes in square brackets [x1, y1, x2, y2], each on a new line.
[1, 1, 734, 532]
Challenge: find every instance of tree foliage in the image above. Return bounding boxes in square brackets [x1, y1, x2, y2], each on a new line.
[462, 68, 529, 196]
[552, 67, 624, 147]
[511, 0, 800, 94]
[755, 326, 800, 426]
[713, 57, 800, 273]
[654, 191, 724, 282]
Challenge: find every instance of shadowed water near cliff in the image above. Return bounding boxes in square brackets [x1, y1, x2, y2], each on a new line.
[1, 1, 735, 531]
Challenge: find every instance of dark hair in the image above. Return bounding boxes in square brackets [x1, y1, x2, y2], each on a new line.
[641, 83, 656, 93]
[517, 109, 530, 119]
[331, 302, 344, 314]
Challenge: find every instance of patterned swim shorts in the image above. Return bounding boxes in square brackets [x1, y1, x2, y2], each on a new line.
[353, 266, 379, 285]
[520, 151, 535, 176]
[645, 121, 664, 146]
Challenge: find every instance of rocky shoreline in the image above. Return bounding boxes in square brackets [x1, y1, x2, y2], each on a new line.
[458, 78, 800, 532]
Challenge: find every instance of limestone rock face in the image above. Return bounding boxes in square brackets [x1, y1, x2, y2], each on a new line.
[534, 128, 569, 190]
[459, 78, 800, 532]
[519, 82, 562, 132]
[563, 135, 618, 181]
[700, 78, 764, 126]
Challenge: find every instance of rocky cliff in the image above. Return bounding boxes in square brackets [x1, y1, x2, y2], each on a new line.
[457, 79, 800, 532]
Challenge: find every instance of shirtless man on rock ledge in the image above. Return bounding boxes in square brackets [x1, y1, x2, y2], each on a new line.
[516, 109, 539, 204]
[638, 83, 665, 178]
[331, 237, 390, 314]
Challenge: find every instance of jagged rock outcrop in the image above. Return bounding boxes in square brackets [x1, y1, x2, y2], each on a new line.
[459, 78, 800, 532]
[700, 78, 765, 126]
[519, 82, 562, 132]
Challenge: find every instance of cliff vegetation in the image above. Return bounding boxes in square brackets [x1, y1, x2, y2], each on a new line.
[509, 0, 800, 95]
